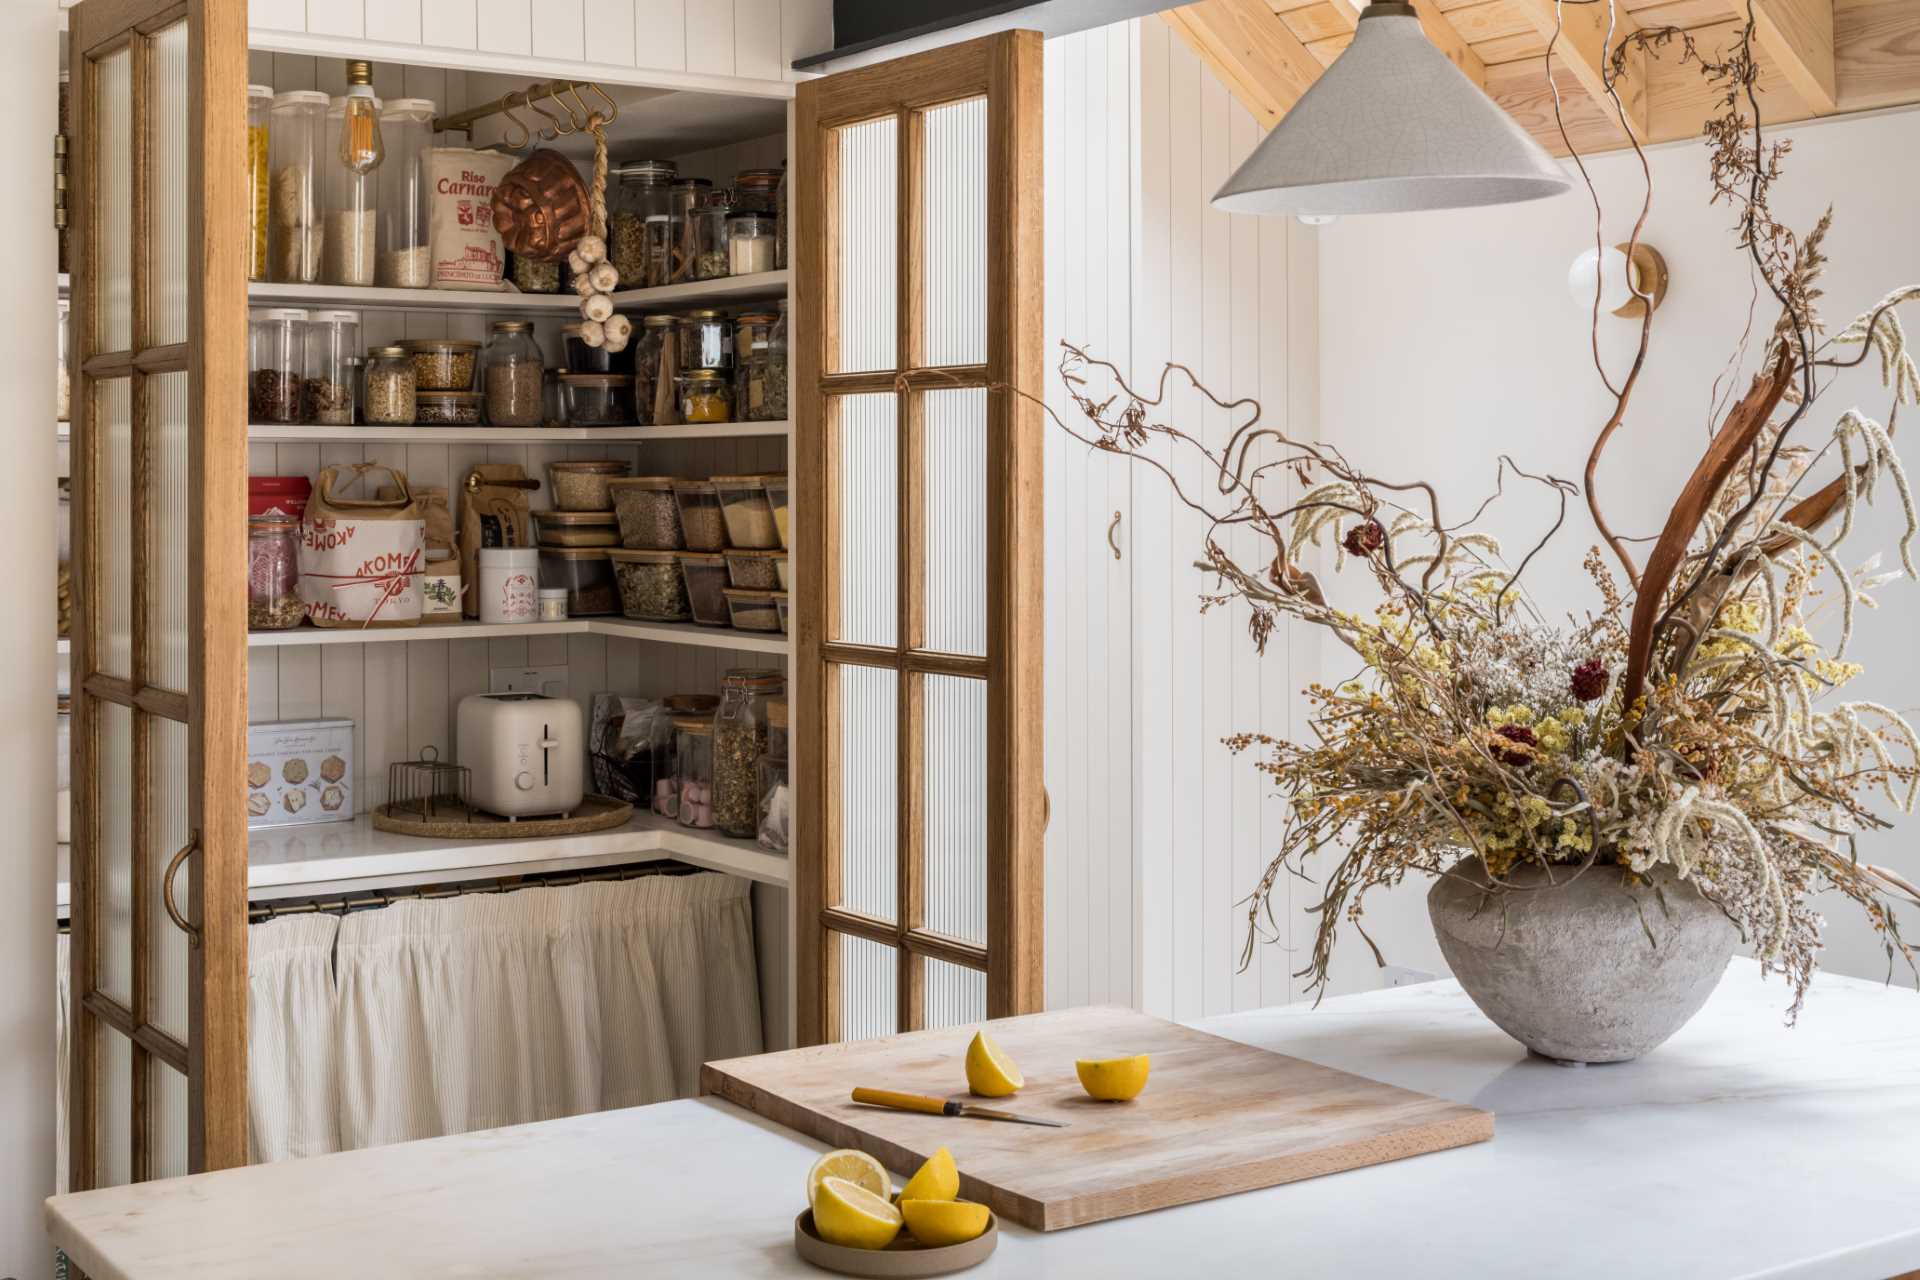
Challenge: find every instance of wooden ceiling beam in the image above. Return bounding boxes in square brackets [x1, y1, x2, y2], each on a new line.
[1506, 0, 1651, 139]
[1162, 0, 1329, 128]
[1734, 0, 1837, 113]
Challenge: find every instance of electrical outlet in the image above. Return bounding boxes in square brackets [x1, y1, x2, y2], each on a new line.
[489, 666, 570, 698]
[1381, 965, 1439, 988]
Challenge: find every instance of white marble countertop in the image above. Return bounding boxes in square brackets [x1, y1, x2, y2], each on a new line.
[45, 960, 1920, 1279]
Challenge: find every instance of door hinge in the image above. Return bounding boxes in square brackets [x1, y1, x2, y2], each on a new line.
[53, 132, 68, 234]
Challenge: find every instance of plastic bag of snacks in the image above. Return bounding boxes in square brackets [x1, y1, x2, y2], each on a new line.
[299, 464, 425, 628]
[427, 147, 516, 290]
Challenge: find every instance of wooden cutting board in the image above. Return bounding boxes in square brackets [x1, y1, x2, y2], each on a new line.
[702, 1005, 1491, 1231]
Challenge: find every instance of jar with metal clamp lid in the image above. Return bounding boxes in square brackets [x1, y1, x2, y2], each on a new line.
[713, 669, 785, 839]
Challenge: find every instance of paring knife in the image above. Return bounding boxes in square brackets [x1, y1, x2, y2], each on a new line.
[850, 1087, 1067, 1128]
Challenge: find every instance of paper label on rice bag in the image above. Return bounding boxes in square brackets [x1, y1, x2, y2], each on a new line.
[299, 516, 427, 625]
[428, 148, 515, 290]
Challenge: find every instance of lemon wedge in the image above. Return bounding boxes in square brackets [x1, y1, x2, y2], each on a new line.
[807, 1149, 891, 1210]
[1075, 1054, 1150, 1101]
[964, 1030, 1023, 1097]
[899, 1146, 959, 1203]
[902, 1198, 991, 1247]
[814, 1176, 904, 1251]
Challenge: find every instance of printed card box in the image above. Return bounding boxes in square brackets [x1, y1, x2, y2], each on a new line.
[247, 719, 355, 829]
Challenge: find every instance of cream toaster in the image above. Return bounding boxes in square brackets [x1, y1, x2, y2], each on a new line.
[456, 693, 586, 819]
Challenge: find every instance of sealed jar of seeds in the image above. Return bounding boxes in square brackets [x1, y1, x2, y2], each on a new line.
[672, 481, 728, 551]
[607, 161, 676, 287]
[364, 344, 416, 424]
[733, 308, 784, 422]
[713, 668, 785, 838]
[416, 391, 481, 424]
[674, 715, 715, 829]
[608, 549, 691, 622]
[677, 310, 731, 370]
[247, 514, 305, 630]
[248, 307, 308, 423]
[678, 368, 733, 424]
[606, 476, 683, 550]
[693, 193, 732, 280]
[403, 338, 479, 391]
[510, 251, 561, 294]
[757, 695, 790, 854]
[667, 177, 712, 284]
[481, 320, 544, 426]
[634, 315, 678, 427]
[302, 309, 360, 424]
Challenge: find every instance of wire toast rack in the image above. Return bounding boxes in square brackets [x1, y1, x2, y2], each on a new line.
[386, 747, 472, 822]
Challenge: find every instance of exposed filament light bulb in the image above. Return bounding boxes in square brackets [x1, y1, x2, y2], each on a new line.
[339, 59, 384, 176]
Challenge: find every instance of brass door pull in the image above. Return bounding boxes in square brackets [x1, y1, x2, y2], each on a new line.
[162, 832, 202, 948]
[1107, 511, 1122, 560]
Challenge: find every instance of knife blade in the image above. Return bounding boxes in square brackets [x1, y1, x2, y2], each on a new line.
[850, 1087, 1068, 1128]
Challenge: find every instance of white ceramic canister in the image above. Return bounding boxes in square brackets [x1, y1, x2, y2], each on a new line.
[477, 547, 540, 624]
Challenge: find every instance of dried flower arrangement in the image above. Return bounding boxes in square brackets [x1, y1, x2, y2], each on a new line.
[1042, 9, 1920, 1017]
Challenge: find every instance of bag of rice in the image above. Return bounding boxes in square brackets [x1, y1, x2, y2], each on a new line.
[427, 147, 516, 290]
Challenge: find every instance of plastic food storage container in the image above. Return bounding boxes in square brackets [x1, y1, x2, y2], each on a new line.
[415, 391, 481, 425]
[403, 338, 479, 391]
[678, 368, 733, 424]
[764, 475, 790, 549]
[538, 547, 619, 617]
[533, 510, 618, 548]
[713, 475, 781, 549]
[548, 460, 632, 512]
[724, 549, 783, 591]
[672, 482, 728, 551]
[774, 592, 790, 634]
[674, 715, 715, 829]
[606, 477, 683, 550]
[562, 374, 634, 426]
[268, 89, 327, 283]
[677, 553, 731, 626]
[378, 97, 435, 287]
[364, 345, 416, 424]
[722, 589, 782, 633]
[302, 309, 360, 424]
[608, 549, 692, 622]
[321, 93, 378, 288]
[249, 307, 309, 423]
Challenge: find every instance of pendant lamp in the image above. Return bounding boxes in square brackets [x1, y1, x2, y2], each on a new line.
[1212, 1, 1572, 217]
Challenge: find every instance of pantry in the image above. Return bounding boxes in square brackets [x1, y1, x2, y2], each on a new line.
[58, 0, 1042, 1191]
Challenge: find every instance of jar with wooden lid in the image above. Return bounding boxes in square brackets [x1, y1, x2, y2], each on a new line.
[677, 552, 731, 625]
[482, 320, 544, 426]
[734, 168, 782, 217]
[632, 314, 677, 427]
[533, 510, 619, 548]
[547, 459, 632, 511]
[364, 345, 416, 424]
[667, 177, 712, 284]
[726, 212, 776, 276]
[713, 668, 785, 838]
[674, 716, 715, 829]
[678, 368, 733, 424]
[416, 390, 481, 424]
[248, 307, 308, 424]
[677, 310, 731, 371]
[608, 160, 676, 286]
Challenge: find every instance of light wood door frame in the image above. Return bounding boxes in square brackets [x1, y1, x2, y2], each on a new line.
[68, 0, 248, 1182]
[794, 30, 1044, 1046]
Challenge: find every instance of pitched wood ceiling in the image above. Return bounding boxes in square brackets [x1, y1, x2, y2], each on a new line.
[1162, 0, 1920, 157]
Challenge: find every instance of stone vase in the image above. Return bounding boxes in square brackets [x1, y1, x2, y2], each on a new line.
[1427, 858, 1737, 1063]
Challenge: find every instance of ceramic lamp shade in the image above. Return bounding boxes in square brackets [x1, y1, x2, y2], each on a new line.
[1212, 5, 1572, 217]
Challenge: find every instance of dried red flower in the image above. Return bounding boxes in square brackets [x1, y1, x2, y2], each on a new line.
[1342, 520, 1385, 558]
[1571, 658, 1610, 703]
[1491, 723, 1538, 766]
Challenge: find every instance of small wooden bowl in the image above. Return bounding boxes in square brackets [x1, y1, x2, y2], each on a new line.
[793, 1209, 998, 1277]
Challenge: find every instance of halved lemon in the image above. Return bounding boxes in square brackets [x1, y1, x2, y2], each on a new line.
[964, 1030, 1023, 1097]
[807, 1148, 890, 1210]
[899, 1145, 959, 1203]
[814, 1176, 904, 1251]
[1075, 1053, 1150, 1101]
[902, 1198, 991, 1247]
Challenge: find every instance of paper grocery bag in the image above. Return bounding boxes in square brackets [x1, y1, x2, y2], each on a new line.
[299, 463, 426, 628]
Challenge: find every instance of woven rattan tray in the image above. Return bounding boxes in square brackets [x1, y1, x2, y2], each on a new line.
[370, 792, 634, 839]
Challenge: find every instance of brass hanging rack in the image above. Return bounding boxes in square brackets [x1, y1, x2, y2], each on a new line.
[432, 80, 620, 150]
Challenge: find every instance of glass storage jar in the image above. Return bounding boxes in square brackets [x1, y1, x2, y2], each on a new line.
[345, 355, 367, 423]
[268, 89, 327, 283]
[608, 161, 677, 286]
[537, 548, 619, 616]
[734, 168, 782, 217]
[672, 482, 728, 551]
[722, 588, 781, 634]
[713, 669, 784, 838]
[677, 552, 731, 626]
[674, 715, 715, 829]
[726, 212, 776, 276]
[693, 194, 733, 280]
[713, 474, 782, 548]
[543, 368, 567, 427]
[608, 549, 692, 622]
[733, 308, 785, 422]
[247, 514, 305, 631]
[561, 322, 625, 374]
[756, 695, 790, 854]
[724, 549, 783, 591]
[302, 309, 360, 424]
[247, 84, 273, 281]
[632, 315, 676, 427]
[678, 369, 733, 424]
[416, 391, 481, 424]
[775, 169, 788, 270]
[377, 97, 435, 287]
[322, 96, 379, 287]
[248, 307, 308, 424]
[364, 345, 416, 424]
[774, 591, 790, 633]
[547, 459, 631, 511]
[482, 320, 544, 426]
[667, 177, 712, 284]
[606, 477, 683, 550]
[561, 373, 634, 426]
[677, 310, 731, 371]
[642, 214, 673, 288]
[510, 251, 561, 293]
[533, 510, 619, 548]
[403, 338, 478, 390]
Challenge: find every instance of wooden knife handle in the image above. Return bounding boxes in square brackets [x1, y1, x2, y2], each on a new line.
[851, 1088, 956, 1117]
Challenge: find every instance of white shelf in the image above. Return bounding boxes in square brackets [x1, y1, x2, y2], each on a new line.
[246, 270, 788, 316]
[248, 420, 790, 444]
[249, 616, 790, 656]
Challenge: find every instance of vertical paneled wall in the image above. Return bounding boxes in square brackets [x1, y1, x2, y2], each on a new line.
[1042, 21, 1322, 1021]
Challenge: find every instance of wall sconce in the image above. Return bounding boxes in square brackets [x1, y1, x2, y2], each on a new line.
[1566, 242, 1669, 317]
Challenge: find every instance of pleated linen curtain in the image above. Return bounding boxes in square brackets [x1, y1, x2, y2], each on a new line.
[248, 913, 344, 1163]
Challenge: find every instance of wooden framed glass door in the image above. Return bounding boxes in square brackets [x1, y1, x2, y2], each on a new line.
[794, 31, 1044, 1045]
[67, 0, 249, 1181]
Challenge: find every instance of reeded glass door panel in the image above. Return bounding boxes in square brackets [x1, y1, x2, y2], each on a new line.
[835, 394, 898, 648]
[921, 97, 987, 368]
[99, 701, 135, 1004]
[150, 372, 190, 691]
[100, 377, 134, 678]
[151, 22, 189, 346]
[923, 675, 987, 946]
[94, 47, 132, 353]
[835, 665, 898, 921]
[838, 933, 899, 1040]
[925, 959, 988, 1029]
[834, 116, 898, 375]
[922, 389, 988, 657]
[152, 717, 191, 1042]
[100, 1032, 133, 1187]
[152, 1062, 189, 1180]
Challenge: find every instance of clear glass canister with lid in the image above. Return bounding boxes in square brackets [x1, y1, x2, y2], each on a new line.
[482, 320, 544, 426]
[364, 344, 417, 424]
[732, 310, 781, 422]
[642, 215, 673, 288]
[378, 97, 435, 288]
[511, 252, 562, 294]
[713, 669, 785, 838]
[247, 85, 273, 280]
[679, 369, 733, 424]
[268, 90, 328, 283]
[322, 93, 379, 287]
[248, 307, 308, 424]
[248, 514, 305, 630]
[693, 192, 733, 281]
[726, 212, 776, 276]
[608, 161, 677, 285]
[734, 168, 782, 217]
[675, 715, 715, 829]
[302, 309, 360, 424]
[668, 177, 713, 284]
[632, 314, 677, 427]
[756, 695, 790, 854]
[677, 310, 731, 371]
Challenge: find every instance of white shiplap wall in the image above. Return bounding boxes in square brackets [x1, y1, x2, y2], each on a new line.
[1042, 20, 1322, 1022]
